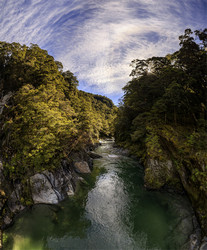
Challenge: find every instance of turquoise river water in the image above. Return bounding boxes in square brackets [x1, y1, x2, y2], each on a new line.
[4, 140, 195, 250]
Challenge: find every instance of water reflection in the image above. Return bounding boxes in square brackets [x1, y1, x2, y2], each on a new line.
[5, 200, 91, 249]
[4, 141, 195, 250]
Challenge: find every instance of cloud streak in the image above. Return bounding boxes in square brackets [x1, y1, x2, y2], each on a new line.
[0, 0, 206, 103]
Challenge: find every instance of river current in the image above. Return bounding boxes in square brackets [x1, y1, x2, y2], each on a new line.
[4, 140, 195, 249]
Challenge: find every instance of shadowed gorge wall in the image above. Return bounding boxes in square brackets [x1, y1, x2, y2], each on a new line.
[114, 28, 207, 233]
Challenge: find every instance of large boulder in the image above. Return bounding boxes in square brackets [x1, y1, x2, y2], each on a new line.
[74, 161, 91, 174]
[30, 167, 76, 205]
[30, 173, 59, 204]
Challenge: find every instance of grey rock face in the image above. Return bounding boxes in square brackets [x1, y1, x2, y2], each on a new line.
[3, 216, 12, 226]
[30, 166, 76, 204]
[7, 187, 25, 213]
[145, 159, 173, 188]
[0, 91, 13, 115]
[200, 237, 207, 250]
[144, 158, 181, 190]
[43, 168, 75, 198]
[30, 173, 59, 204]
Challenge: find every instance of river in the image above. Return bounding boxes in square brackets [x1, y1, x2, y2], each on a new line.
[4, 140, 196, 249]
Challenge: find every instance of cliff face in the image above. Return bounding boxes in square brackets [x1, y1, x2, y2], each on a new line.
[145, 157, 207, 232]
[143, 125, 207, 235]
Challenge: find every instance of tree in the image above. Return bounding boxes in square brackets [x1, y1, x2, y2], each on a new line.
[0, 41, 117, 180]
[115, 28, 207, 154]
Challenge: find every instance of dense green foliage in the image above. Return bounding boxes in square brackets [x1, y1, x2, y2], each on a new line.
[115, 29, 207, 192]
[0, 42, 117, 179]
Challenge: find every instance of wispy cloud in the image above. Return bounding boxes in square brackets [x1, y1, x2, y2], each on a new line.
[0, 0, 206, 103]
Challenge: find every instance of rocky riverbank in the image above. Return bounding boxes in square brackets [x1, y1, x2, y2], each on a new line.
[0, 146, 102, 248]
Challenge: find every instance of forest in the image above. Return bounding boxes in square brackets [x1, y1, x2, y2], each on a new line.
[115, 28, 207, 232]
[0, 42, 117, 180]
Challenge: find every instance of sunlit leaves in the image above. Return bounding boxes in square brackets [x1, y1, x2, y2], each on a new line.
[0, 41, 117, 179]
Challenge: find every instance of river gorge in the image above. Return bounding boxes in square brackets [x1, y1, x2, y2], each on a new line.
[3, 140, 200, 250]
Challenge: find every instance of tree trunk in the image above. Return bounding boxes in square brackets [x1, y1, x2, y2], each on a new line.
[174, 107, 177, 125]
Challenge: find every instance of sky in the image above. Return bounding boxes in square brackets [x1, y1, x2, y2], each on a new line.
[0, 0, 206, 104]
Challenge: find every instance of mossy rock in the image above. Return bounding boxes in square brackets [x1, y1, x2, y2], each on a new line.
[144, 158, 180, 190]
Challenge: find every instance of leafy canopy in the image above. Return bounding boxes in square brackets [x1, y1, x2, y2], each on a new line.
[0, 42, 117, 179]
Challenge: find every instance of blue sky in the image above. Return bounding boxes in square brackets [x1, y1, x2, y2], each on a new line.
[0, 0, 206, 104]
